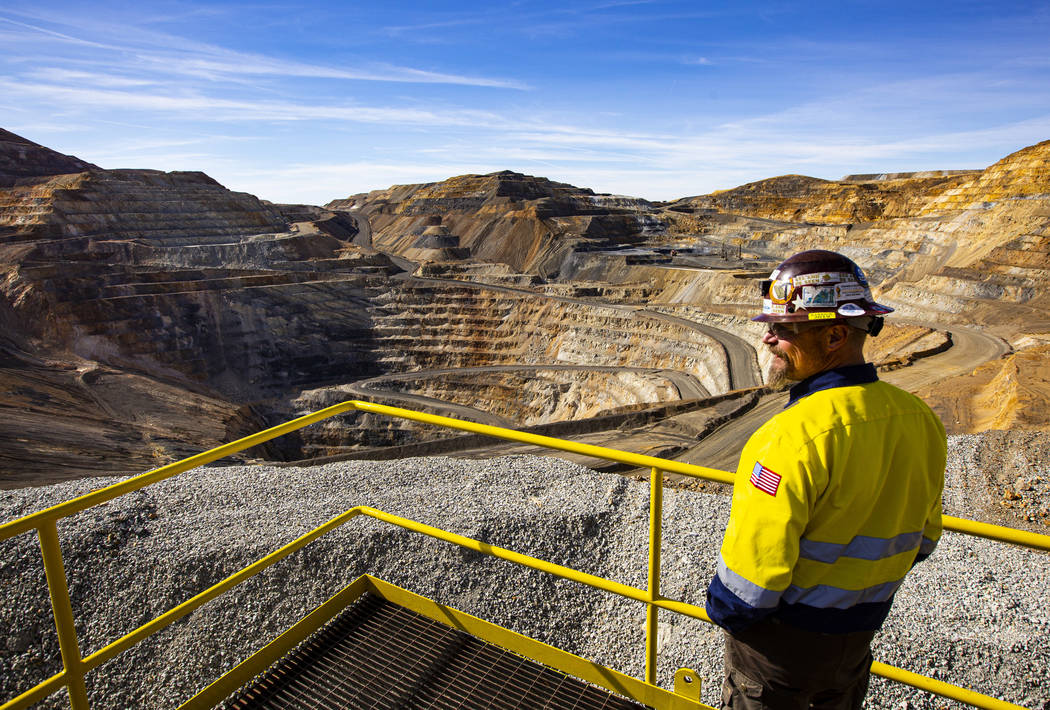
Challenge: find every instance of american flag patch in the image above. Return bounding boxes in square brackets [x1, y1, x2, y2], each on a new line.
[750, 462, 781, 497]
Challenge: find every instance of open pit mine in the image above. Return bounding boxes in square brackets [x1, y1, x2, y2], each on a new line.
[2, 127, 1050, 709]
[4, 129, 1050, 513]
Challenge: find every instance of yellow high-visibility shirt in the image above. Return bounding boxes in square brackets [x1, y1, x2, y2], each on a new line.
[707, 364, 945, 633]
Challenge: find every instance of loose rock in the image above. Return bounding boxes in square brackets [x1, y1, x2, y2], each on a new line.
[1, 435, 1047, 709]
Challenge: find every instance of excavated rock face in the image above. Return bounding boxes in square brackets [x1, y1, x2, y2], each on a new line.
[917, 344, 1050, 432]
[0, 129, 99, 187]
[888, 141, 1050, 329]
[0, 169, 287, 244]
[1, 134, 737, 481]
[863, 143, 1050, 430]
[328, 171, 661, 274]
[670, 172, 977, 225]
[289, 282, 730, 456]
[0, 131, 400, 478]
[663, 142, 1050, 337]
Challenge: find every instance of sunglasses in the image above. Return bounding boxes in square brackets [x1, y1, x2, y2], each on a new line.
[766, 322, 830, 339]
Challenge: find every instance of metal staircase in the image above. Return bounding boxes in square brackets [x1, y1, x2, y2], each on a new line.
[225, 592, 645, 710]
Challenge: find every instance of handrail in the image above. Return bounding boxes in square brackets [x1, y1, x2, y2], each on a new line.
[0, 403, 361, 542]
[346, 401, 1050, 552]
[2, 400, 1046, 710]
[4, 399, 1048, 552]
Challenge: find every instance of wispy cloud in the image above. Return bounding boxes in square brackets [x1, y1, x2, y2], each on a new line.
[8, 66, 1046, 202]
[26, 68, 157, 88]
[382, 2, 722, 40]
[0, 10, 528, 89]
[0, 15, 123, 51]
[0, 79, 508, 126]
[125, 53, 529, 89]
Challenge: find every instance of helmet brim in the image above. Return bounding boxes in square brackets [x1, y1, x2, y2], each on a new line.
[752, 302, 894, 323]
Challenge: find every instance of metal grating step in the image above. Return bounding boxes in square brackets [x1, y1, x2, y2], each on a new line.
[224, 592, 648, 709]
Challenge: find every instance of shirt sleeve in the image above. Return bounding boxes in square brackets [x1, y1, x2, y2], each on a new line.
[706, 419, 825, 632]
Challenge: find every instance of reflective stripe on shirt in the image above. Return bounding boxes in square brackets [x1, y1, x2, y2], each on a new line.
[782, 576, 906, 608]
[717, 557, 782, 609]
[798, 530, 923, 564]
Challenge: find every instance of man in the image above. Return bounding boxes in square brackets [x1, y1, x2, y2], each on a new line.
[706, 250, 946, 709]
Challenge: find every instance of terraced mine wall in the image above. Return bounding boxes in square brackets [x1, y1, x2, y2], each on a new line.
[5, 256, 732, 476]
[329, 171, 661, 276]
[0, 159, 733, 477]
[289, 282, 729, 457]
[0, 169, 286, 243]
[6, 128, 1050, 484]
[661, 141, 1050, 341]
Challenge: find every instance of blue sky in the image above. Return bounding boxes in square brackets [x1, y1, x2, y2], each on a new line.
[2, 1, 1049, 204]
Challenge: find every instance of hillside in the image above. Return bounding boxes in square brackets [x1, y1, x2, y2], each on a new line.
[328, 170, 659, 274]
[0, 134, 730, 481]
[0, 128, 99, 186]
[667, 171, 977, 224]
[3, 128, 1050, 491]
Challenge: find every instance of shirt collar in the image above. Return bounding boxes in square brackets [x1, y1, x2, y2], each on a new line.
[787, 363, 879, 407]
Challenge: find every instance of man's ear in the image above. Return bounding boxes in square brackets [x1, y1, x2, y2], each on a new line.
[824, 324, 851, 352]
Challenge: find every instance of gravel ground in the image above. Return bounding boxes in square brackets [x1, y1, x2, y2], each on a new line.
[1, 434, 1048, 709]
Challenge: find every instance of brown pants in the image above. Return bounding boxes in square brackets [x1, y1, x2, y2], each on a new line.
[721, 619, 876, 710]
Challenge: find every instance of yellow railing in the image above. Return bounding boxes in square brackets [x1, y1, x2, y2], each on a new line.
[2, 400, 1047, 710]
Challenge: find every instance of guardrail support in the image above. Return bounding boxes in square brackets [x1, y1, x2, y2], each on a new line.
[674, 668, 702, 702]
[39, 521, 90, 710]
[646, 466, 664, 685]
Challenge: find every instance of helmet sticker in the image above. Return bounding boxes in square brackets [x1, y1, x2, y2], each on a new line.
[763, 301, 788, 315]
[837, 303, 867, 317]
[808, 312, 836, 320]
[853, 264, 869, 286]
[835, 282, 867, 301]
[770, 268, 781, 280]
[768, 279, 794, 304]
[791, 272, 824, 286]
[801, 285, 836, 307]
[869, 303, 894, 314]
[792, 271, 855, 286]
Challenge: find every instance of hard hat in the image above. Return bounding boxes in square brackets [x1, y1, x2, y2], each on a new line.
[754, 250, 893, 326]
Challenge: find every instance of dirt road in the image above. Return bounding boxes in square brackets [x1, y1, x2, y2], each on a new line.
[880, 323, 1010, 391]
[346, 364, 711, 426]
[638, 310, 760, 390]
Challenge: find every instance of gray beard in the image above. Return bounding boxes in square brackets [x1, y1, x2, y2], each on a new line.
[766, 357, 789, 388]
[768, 365, 785, 388]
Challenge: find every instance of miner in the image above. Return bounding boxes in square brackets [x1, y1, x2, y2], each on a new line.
[705, 250, 946, 709]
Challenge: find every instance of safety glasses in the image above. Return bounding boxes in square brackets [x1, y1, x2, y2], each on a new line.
[766, 322, 830, 339]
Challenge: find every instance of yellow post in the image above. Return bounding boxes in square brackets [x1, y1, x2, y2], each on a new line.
[646, 466, 664, 685]
[38, 521, 90, 710]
